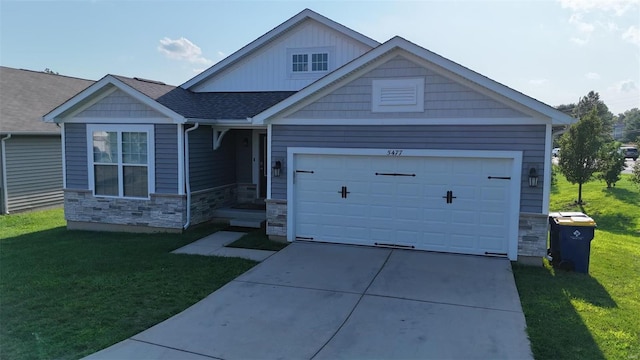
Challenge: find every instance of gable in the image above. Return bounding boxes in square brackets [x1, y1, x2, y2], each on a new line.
[191, 19, 373, 92]
[75, 89, 167, 119]
[284, 55, 529, 121]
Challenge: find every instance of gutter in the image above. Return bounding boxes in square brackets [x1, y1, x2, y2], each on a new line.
[1, 134, 11, 214]
[183, 123, 199, 230]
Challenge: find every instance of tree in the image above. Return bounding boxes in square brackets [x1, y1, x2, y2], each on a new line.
[620, 108, 640, 143]
[574, 91, 614, 134]
[632, 161, 640, 188]
[596, 142, 626, 188]
[558, 109, 605, 204]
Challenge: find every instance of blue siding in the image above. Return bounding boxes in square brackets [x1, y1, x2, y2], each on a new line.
[288, 56, 527, 119]
[155, 125, 179, 194]
[188, 125, 236, 192]
[271, 124, 546, 213]
[65, 123, 88, 189]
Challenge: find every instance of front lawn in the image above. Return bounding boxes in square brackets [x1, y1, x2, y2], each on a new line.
[513, 172, 640, 359]
[0, 209, 257, 360]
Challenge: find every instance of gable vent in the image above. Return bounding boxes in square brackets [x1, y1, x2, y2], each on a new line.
[372, 78, 424, 113]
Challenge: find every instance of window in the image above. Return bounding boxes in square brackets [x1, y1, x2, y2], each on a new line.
[88, 125, 154, 198]
[288, 48, 332, 75]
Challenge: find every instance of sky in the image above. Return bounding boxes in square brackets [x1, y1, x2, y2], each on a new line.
[1, 0, 639, 115]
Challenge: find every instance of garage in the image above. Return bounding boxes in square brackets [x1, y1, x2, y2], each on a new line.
[288, 148, 522, 258]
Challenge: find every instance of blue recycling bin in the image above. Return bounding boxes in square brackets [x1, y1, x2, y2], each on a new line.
[548, 212, 596, 274]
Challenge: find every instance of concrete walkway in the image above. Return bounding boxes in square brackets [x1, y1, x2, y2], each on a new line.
[86, 242, 532, 360]
[171, 231, 276, 262]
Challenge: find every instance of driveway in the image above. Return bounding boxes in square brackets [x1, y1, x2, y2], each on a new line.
[86, 242, 533, 359]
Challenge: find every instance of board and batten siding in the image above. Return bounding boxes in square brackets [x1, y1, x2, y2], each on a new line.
[288, 56, 528, 119]
[193, 20, 373, 92]
[271, 124, 546, 213]
[65, 123, 88, 189]
[76, 89, 164, 118]
[3, 136, 63, 212]
[188, 126, 236, 192]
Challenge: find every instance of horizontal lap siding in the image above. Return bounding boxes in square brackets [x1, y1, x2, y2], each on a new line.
[4, 136, 63, 212]
[271, 124, 546, 213]
[65, 123, 88, 189]
[155, 125, 178, 193]
[289, 56, 527, 119]
[189, 126, 236, 192]
[77, 89, 162, 118]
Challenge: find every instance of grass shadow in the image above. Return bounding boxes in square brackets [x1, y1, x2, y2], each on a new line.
[512, 262, 612, 359]
[600, 186, 640, 207]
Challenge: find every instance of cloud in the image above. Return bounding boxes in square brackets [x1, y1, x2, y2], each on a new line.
[158, 37, 212, 65]
[529, 79, 550, 85]
[622, 25, 640, 45]
[569, 14, 595, 34]
[614, 79, 638, 92]
[558, 0, 637, 16]
[585, 72, 601, 80]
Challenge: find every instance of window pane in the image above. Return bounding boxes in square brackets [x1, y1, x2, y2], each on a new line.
[312, 53, 328, 71]
[95, 165, 118, 196]
[122, 132, 147, 164]
[124, 166, 148, 198]
[93, 131, 117, 163]
[292, 54, 308, 72]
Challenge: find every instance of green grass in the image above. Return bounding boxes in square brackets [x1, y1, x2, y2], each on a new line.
[513, 172, 640, 360]
[226, 228, 288, 251]
[0, 209, 257, 360]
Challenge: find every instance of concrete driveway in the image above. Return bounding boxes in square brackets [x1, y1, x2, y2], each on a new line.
[86, 242, 533, 360]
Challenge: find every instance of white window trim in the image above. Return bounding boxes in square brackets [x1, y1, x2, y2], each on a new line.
[287, 46, 334, 78]
[372, 78, 425, 113]
[86, 124, 155, 199]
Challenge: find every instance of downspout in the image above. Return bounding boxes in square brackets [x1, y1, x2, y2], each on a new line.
[183, 123, 199, 229]
[1, 134, 12, 214]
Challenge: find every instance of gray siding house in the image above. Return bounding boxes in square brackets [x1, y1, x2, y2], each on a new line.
[44, 9, 574, 264]
[0, 67, 93, 214]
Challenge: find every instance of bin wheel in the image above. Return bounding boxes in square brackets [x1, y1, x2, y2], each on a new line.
[558, 260, 574, 271]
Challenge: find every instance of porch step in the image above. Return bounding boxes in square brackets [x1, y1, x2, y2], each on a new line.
[213, 208, 266, 221]
[229, 218, 265, 228]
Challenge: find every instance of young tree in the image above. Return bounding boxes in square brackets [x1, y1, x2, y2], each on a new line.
[632, 161, 640, 188]
[596, 142, 626, 188]
[558, 109, 605, 204]
[574, 91, 614, 134]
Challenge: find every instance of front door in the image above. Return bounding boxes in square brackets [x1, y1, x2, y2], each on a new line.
[259, 134, 267, 198]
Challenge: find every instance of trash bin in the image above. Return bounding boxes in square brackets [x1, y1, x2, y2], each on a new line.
[548, 212, 596, 273]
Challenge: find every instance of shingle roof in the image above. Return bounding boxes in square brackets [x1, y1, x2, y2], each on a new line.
[114, 75, 295, 120]
[1, 66, 94, 133]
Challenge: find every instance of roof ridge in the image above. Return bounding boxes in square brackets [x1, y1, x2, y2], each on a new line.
[0, 66, 95, 82]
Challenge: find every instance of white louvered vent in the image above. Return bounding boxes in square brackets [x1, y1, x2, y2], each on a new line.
[372, 78, 424, 113]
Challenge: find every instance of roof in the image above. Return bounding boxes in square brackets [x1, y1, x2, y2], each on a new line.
[0, 66, 94, 134]
[254, 36, 577, 126]
[180, 8, 380, 90]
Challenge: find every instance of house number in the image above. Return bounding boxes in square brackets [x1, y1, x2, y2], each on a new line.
[387, 150, 403, 156]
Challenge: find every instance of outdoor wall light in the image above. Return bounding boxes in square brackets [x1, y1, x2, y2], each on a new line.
[272, 160, 282, 177]
[528, 167, 539, 188]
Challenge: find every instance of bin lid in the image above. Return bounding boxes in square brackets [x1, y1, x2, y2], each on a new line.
[553, 216, 596, 226]
[549, 211, 589, 218]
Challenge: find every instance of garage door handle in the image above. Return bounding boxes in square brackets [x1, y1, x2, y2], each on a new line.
[442, 190, 456, 204]
[338, 186, 350, 199]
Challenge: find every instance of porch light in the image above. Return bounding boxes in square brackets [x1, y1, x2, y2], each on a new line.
[272, 161, 282, 177]
[528, 167, 539, 188]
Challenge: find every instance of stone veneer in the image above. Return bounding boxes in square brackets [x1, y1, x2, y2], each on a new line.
[265, 200, 549, 266]
[64, 189, 186, 230]
[189, 184, 236, 225]
[236, 183, 257, 204]
[266, 199, 287, 240]
[517, 212, 549, 265]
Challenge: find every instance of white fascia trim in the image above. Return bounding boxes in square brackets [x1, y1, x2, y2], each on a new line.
[271, 117, 549, 126]
[542, 124, 552, 213]
[181, 9, 379, 90]
[45, 75, 185, 124]
[285, 147, 523, 260]
[64, 117, 175, 124]
[186, 118, 261, 128]
[254, 37, 575, 126]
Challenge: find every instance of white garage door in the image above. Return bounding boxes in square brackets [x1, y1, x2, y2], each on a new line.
[292, 152, 516, 257]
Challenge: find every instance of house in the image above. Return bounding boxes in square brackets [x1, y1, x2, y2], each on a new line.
[44, 9, 575, 264]
[1, 67, 93, 214]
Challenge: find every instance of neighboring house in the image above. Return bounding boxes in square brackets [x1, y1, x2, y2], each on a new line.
[0, 67, 93, 214]
[44, 9, 575, 264]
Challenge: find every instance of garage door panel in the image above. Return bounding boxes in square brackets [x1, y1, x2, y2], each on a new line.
[293, 153, 512, 257]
